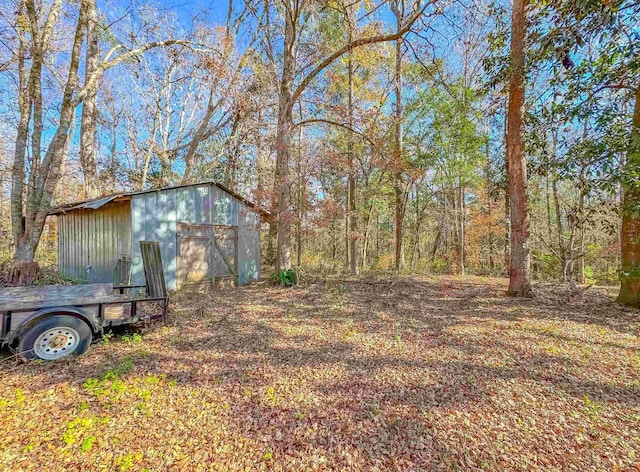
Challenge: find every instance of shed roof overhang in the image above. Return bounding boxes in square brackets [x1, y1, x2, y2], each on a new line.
[48, 181, 275, 224]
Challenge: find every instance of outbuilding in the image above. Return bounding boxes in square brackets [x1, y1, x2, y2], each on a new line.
[48, 181, 265, 290]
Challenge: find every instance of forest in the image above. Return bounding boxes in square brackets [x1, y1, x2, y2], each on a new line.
[1, 1, 640, 470]
[0, 0, 638, 301]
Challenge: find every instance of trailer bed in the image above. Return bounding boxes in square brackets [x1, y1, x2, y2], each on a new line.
[0, 283, 115, 311]
[0, 241, 168, 360]
[1, 282, 167, 346]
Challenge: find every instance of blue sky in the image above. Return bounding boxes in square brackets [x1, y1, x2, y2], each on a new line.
[0, 0, 486, 190]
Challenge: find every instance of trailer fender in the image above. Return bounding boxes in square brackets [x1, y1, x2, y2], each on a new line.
[6, 306, 99, 345]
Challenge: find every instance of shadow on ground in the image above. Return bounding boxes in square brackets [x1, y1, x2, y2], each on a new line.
[1, 275, 639, 471]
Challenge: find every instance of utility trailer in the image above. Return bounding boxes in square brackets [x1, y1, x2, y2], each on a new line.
[0, 241, 167, 361]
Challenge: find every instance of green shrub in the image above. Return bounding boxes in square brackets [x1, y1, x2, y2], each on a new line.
[279, 269, 297, 287]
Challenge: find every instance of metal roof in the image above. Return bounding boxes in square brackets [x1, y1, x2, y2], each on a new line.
[49, 195, 119, 214]
[48, 181, 272, 221]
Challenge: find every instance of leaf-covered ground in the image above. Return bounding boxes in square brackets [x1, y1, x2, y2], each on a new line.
[1, 275, 639, 471]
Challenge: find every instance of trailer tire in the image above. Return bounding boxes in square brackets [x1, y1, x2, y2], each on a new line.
[18, 315, 93, 361]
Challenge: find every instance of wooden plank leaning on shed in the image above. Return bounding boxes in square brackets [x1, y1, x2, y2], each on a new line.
[140, 241, 167, 298]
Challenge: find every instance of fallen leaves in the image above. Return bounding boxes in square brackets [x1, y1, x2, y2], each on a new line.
[1, 275, 639, 471]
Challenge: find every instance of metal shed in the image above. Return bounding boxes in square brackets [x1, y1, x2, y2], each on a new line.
[49, 182, 265, 290]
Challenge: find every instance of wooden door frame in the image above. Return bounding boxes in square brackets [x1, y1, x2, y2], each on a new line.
[176, 222, 239, 288]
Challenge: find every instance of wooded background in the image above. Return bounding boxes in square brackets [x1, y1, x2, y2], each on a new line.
[0, 0, 637, 300]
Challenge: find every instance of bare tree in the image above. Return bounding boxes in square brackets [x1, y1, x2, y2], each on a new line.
[7, 0, 189, 276]
[272, 0, 433, 272]
[79, 0, 99, 198]
[391, 0, 406, 271]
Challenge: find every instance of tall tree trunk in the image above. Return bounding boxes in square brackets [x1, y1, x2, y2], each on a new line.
[12, 0, 86, 263]
[23, 0, 52, 231]
[256, 108, 276, 267]
[80, 0, 99, 199]
[545, 174, 552, 238]
[345, 201, 349, 269]
[459, 180, 465, 275]
[139, 106, 161, 190]
[274, 8, 296, 272]
[504, 179, 510, 273]
[11, 24, 31, 257]
[503, 103, 510, 274]
[575, 183, 586, 284]
[617, 87, 640, 306]
[224, 112, 242, 187]
[296, 105, 303, 267]
[552, 177, 565, 279]
[361, 202, 374, 270]
[410, 189, 421, 270]
[576, 225, 585, 284]
[332, 219, 337, 260]
[452, 187, 459, 270]
[266, 164, 278, 267]
[564, 224, 576, 283]
[347, 22, 358, 276]
[434, 188, 445, 262]
[431, 228, 441, 262]
[486, 137, 495, 271]
[488, 203, 495, 271]
[375, 213, 380, 261]
[505, 0, 533, 296]
[255, 108, 264, 197]
[393, 9, 404, 271]
[487, 180, 495, 271]
[107, 112, 119, 192]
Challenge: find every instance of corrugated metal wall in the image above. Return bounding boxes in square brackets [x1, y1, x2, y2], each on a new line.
[57, 201, 132, 283]
[238, 202, 261, 285]
[130, 183, 260, 289]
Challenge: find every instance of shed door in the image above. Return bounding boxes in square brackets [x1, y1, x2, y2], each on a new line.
[177, 237, 213, 289]
[176, 223, 237, 290]
[211, 226, 237, 279]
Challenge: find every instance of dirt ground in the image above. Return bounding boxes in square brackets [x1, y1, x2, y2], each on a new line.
[1, 275, 639, 471]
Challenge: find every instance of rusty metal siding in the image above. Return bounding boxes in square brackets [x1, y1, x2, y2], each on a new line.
[57, 200, 132, 283]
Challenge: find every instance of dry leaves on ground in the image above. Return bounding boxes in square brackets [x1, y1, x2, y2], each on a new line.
[1, 275, 639, 471]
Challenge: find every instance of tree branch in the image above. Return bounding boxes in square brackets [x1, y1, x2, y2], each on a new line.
[289, 1, 433, 108]
[72, 40, 193, 106]
[294, 118, 377, 147]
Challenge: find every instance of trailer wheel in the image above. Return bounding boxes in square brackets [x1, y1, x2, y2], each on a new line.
[18, 315, 92, 361]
